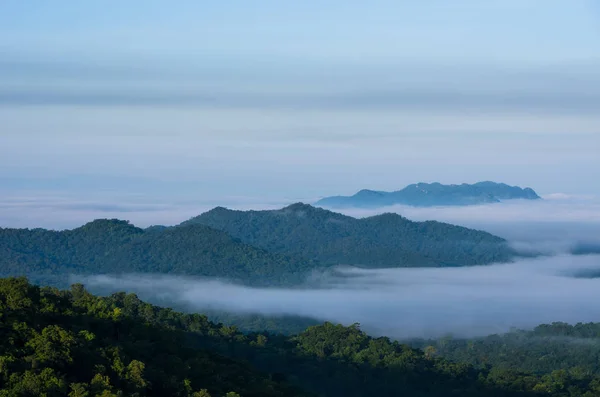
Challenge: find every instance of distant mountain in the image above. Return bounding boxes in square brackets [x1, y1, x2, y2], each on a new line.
[0, 219, 317, 286]
[182, 203, 516, 268]
[315, 181, 541, 208]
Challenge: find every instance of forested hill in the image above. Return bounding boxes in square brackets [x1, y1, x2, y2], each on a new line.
[1, 205, 516, 287]
[3, 276, 600, 397]
[0, 276, 306, 397]
[0, 219, 317, 286]
[411, 321, 600, 376]
[182, 203, 516, 268]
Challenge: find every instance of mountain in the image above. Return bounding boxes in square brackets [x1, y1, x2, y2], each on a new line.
[315, 181, 541, 208]
[0, 219, 317, 286]
[3, 276, 600, 397]
[182, 203, 516, 268]
[0, 204, 520, 287]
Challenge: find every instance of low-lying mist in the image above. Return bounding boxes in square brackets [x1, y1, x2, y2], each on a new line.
[6, 191, 600, 339]
[332, 195, 600, 256]
[76, 253, 600, 339]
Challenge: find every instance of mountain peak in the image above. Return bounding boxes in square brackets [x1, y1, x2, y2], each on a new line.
[281, 202, 319, 212]
[76, 219, 139, 231]
[353, 189, 386, 198]
[280, 202, 336, 218]
[204, 206, 234, 215]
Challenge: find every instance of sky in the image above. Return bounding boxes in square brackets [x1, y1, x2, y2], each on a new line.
[1, 0, 600, 216]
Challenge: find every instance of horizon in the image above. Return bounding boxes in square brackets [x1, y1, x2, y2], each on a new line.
[2, 1, 600, 207]
[0, 178, 560, 229]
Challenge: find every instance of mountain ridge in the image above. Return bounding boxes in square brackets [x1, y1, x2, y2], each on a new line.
[315, 181, 541, 208]
[0, 203, 532, 288]
[183, 203, 516, 268]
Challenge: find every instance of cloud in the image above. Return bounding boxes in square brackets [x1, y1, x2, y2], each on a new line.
[332, 195, 600, 224]
[328, 196, 600, 255]
[6, 191, 600, 339]
[2, 80, 600, 115]
[2, 56, 600, 115]
[76, 254, 600, 339]
[3, 192, 600, 252]
[0, 192, 288, 230]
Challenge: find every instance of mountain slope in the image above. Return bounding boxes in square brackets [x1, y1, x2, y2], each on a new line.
[316, 181, 541, 208]
[183, 203, 516, 268]
[411, 321, 600, 376]
[4, 276, 600, 397]
[0, 220, 317, 286]
[0, 277, 308, 397]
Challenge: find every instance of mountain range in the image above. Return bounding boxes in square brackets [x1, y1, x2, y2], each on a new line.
[1, 203, 516, 287]
[315, 181, 541, 208]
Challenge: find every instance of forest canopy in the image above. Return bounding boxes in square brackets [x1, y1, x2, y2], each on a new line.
[2, 277, 600, 397]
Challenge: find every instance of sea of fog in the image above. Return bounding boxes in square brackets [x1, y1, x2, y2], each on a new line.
[78, 254, 600, 339]
[3, 192, 600, 338]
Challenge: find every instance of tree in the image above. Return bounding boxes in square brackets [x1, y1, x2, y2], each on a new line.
[126, 360, 148, 390]
[68, 383, 90, 397]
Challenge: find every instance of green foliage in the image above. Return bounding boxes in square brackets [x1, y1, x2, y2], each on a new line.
[0, 220, 317, 286]
[0, 204, 517, 290]
[411, 322, 600, 377]
[203, 310, 320, 335]
[0, 277, 306, 397]
[184, 203, 517, 268]
[4, 276, 600, 396]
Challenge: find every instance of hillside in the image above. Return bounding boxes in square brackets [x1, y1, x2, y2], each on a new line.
[2, 276, 600, 397]
[315, 181, 541, 208]
[0, 276, 306, 397]
[411, 321, 600, 376]
[182, 203, 516, 268]
[0, 219, 317, 286]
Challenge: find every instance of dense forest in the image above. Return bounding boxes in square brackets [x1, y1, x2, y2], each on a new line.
[183, 203, 517, 268]
[4, 277, 600, 397]
[410, 322, 600, 376]
[0, 219, 317, 286]
[0, 204, 520, 288]
[0, 277, 305, 396]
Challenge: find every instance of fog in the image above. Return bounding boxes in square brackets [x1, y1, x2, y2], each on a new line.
[5, 191, 600, 338]
[77, 254, 600, 339]
[331, 195, 600, 256]
[0, 192, 286, 230]
[3, 193, 600, 257]
[1, 191, 599, 231]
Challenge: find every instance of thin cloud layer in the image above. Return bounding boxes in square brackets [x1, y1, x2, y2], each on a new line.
[78, 254, 600, 339]
[0, 193, 287, 230]
[330, 195, 600, 255]
[2, 194, 600, 252]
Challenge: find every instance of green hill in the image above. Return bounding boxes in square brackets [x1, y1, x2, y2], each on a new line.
[182, 203, 516, 268]
[0, 219, 317, 286]
[2, 276, 600, 397]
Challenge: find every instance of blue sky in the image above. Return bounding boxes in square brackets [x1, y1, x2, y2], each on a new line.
[1, 0, 600, 209]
